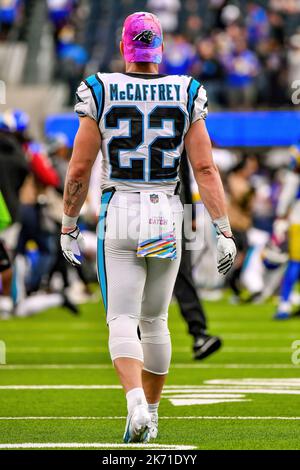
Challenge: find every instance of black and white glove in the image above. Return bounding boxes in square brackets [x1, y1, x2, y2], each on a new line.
[61, 226, 84, 267]
[216, 233, 237, 275]
[213, 216, 237, 275]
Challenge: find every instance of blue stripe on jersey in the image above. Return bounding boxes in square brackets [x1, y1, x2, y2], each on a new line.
[187, 78, 201, 121]
[97, 190, 114, 313]
[85, 74, 105, 122]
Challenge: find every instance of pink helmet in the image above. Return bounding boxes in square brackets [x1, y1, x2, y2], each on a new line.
[122, 11, 163, 64]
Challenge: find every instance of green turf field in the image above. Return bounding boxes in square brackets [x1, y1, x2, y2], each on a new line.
[0, 297, 300, 450]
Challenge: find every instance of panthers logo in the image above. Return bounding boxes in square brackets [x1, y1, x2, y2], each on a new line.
[133, 30, 155, 45]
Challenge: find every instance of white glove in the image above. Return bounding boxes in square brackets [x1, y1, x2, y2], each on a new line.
[60, 226, 84, 267]
[213, 216, 237, 275]
[216, 234, 237, 275]
[273, 218, 288, 245]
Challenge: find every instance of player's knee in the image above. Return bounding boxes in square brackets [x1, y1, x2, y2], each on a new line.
[139, 317, 171, 375]
[108, 315, 143, 363]
[139, 316, 170, 344]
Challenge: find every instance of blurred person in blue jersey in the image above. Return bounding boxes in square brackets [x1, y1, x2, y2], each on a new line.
[60, 11, 236, 443]
[47, 0, 75, 27]
[194, 37, 224, 106]
[0, 110, 28, 229]
[222, 36, 260, 109]
[273, 144, 300, 320]
[0, 0, 22, 39]
[0, 110, 28, 318]
[56, 24, 88, 105]
[7, 110, 61, 296]
[160, 33, 198, 76]
[246, 2, 269, 48]
[46, 132, 94, 303]
[0, 110, 78, 318]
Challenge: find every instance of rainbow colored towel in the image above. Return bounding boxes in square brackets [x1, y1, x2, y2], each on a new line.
[137, 192, 177, 260]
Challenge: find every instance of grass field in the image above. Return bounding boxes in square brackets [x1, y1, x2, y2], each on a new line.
[0, 296, 300, 450]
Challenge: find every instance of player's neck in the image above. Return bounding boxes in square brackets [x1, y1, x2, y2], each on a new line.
[125, 62, 159, 74]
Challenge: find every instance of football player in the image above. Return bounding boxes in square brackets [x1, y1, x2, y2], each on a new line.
[273, 144, 300, 319]
[61, 12, 236, 443]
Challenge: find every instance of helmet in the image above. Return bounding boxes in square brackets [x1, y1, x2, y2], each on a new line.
[12, 109, 30, 133]
[0, 109, 29, 133]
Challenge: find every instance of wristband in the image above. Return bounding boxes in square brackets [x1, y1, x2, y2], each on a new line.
[62, 213, 79, 229]
[213, 215, 232, 236]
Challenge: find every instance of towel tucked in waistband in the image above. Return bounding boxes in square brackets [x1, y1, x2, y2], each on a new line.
[137, 192, 177, 260]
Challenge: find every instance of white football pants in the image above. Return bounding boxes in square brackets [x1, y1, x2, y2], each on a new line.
[97, 190, 183, 374]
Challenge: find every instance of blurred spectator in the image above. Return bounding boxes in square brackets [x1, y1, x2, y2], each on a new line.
[56, 24, 88, 105]
[16, 139, 61, 295]
[208, 0, 228, 30]
[48, 0, 76, 27]
[0, 0, 22, 40]
[220, 4, 241, 27]
[246, 2, 269, 48]
[0, 110, 28, 226]
[222, 37, 260, 108]
[226, 156, 258, 300]
[146, 0, 181, 33]
[194, 38, 224, 106]
[258, 38, 287, 106]
[288, 33, 300, 87]
[160, 33, 197, 75]
[0, 110, 28, 318]
[47, 133, 70, 192]
[268, 10, 285, 44]
[184, 15, 203, 43]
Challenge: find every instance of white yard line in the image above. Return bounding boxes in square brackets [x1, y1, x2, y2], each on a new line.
[0, 385, 122, 390]
[1, 385, 300, 395]
[4, 347, 292, 353]
[207, 379, 300, 386]
[1, 363, 298, 370]
[173, 364, 299, 369]
[0, 364, 113, 370]
[6, 347, 105, 353]
[0, 416, 127, 420]
[163, 416, 300, 420]
[0, 442, 195, 450]
[0, 416, 299, 421]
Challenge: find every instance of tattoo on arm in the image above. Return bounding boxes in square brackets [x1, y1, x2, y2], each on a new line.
[67, 180, 83, 197]
[64, 179, 87, 216]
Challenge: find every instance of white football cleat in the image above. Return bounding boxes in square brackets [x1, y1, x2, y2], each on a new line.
[123, 404, 151, 443]
[149, 411, 158, 439]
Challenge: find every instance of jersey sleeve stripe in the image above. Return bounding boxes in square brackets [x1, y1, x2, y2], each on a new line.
[84, 74, 104, 122]
[95, 74, 105, 121]
[187, 78, 201, 121]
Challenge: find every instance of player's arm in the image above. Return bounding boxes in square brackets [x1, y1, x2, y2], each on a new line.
[61, 117, 101, 266]
[63, 117, 100, 220]
[185, 120, 227, 220]
[185, 119, 236, 274]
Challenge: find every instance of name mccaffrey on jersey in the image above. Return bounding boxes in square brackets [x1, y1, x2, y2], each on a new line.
[110, 82, 181, 102]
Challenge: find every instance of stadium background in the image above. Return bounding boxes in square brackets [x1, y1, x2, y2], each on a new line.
[0, 0, 300, 450]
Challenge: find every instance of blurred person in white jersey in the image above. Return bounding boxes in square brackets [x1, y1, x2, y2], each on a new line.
[61, 12, 236, 443]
